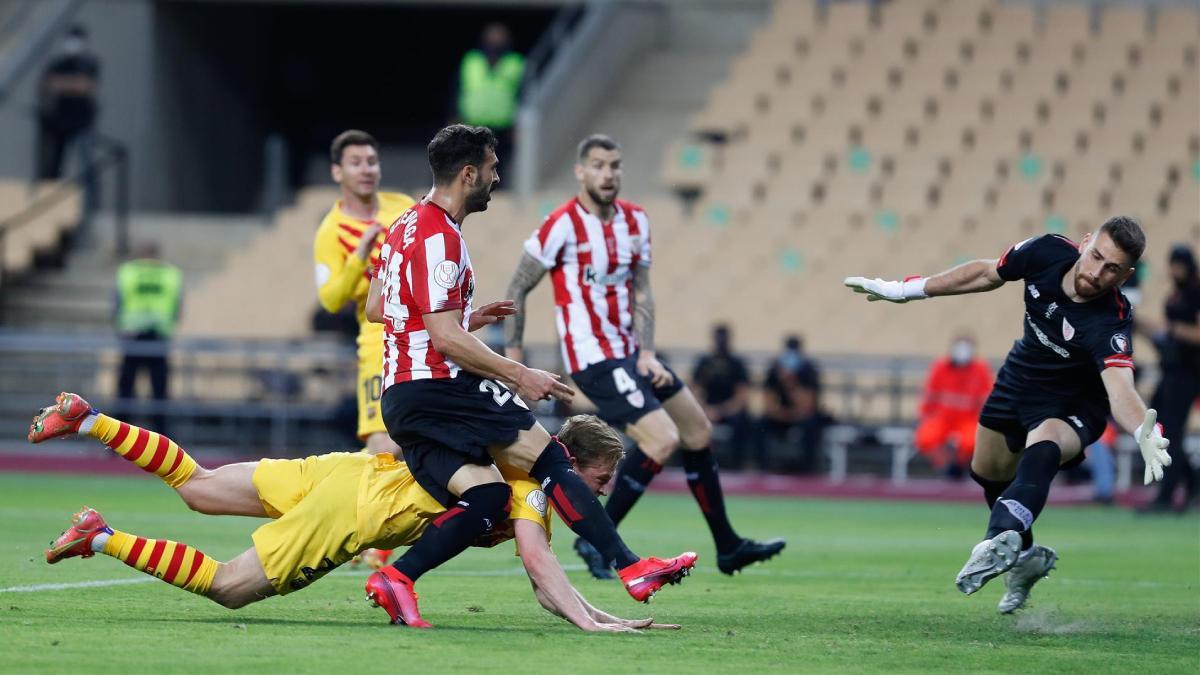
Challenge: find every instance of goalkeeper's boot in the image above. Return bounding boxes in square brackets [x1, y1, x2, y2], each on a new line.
[28, 392, 95, 443]
[574, 537, 614, 579]
[46, 507, 111, 564]
[718, 537, 787, 575]
[618, 552, 698, 603]
[997, 544, 1058, 614]
[360, 548, 394, 570]
[365, 567, 432, 628]
[955, 530, 1021, 595]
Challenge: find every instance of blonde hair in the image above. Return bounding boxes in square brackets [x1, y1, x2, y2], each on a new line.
[557, 415, 624, 469]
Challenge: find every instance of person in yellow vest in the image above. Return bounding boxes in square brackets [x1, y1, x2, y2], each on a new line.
[313, 130, 415, 457]
[455, 23, 525, 171]
[114, 241, 182, 433]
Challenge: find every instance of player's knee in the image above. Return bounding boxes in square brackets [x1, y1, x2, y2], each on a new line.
[679, 418, 711, 451]
[207, 579, 253, 610]
[177, 470, 221, 515]
[645, 425, 681, 460]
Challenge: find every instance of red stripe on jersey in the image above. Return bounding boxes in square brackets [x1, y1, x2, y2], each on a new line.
[124, 537, 147, 567]
[998, 243, 1016, 269]
[560, 304, 580, 372]
[1052, 234, 1080, 250]
[565, 206, 615, 361]
[601, 213, 626, 356]
[337, 237, 356, 253]
[338, 222, 365, 236]
[142, 434, 170, 474]
[124, 427, 150, 463]
[107, 422, 131, 451]
[549, 485, 582, 525]
[162, 543, 186, 583]
[1113, 289, 1128, 320]
[536, 215, 557, 248]
[144, 539, 168, 573]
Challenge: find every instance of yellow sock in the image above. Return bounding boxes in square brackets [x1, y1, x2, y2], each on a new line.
[103, 530, 219, 595]
[88, 414, 198, 488]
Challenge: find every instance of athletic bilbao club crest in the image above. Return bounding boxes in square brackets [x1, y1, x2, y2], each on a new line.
[626, 391, 645, 408]
[1062, 317, 1075, 341]
[1110, 333, 1129, 353]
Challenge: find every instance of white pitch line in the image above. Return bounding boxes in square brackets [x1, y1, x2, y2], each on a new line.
[0, 578, 155, 593]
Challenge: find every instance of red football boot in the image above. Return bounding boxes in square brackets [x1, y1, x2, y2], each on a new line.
[46, 507, 112, 564]
[618, 552, 699, 603]
[29, 392, 96, 443]
[365, 567, 432, 628]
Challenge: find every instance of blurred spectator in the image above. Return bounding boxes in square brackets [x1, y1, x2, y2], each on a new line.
[762, 335, 829, 472]
[1142, 244, 1200, 513]
[692, 324, 755, 468]
[1085, 423, 1119, 505]
[454, 23, 524, 172]
[115, 242, 182, 433]
[914, 335, 993, 477]
[37, 25, 100, 211]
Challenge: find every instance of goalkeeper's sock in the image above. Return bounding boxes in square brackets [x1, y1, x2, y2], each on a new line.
[604, 446, 661, 526]
[971, 469, 1033, 550]
[985, 441, 1060, 545]
[391, 483, 511, 583]
[87, 414, 198, 488]
[683, 447, 741, 554]
[93, 529, 219, 595]
[530, 439, 639, 569]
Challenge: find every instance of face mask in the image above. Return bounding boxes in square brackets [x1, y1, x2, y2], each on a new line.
[950, 341, 974, 365]
[62, 37, 84, 55]
[779, 351, 803, 373]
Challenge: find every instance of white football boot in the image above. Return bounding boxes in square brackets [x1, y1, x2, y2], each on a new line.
[997, 544, 1058, 614]
[955, 530, 1022, 595]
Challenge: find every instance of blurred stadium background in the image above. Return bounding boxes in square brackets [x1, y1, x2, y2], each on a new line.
[0, 0, 1197, 503]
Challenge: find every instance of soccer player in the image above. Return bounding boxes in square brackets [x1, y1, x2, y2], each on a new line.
[362, 125, 696, 623]
[504, 134, 785, 578]
[845, 216, 1172, 613]
[314, 130, 416, 457]
[30, 393, 678, 632]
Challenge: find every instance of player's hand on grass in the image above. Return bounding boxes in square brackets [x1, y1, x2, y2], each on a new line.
[515, 367, 575, 403]
[636, 352, 674, 388]
[843, 276, 927, 303]
[468, 300, 517, 331]
[354, 223, 385, 260]
[616, 617, 682, 631]
[1135, 408, 1172, 485]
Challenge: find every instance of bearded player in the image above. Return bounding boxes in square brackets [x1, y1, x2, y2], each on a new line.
[845, 216, 1172, 613]
[504, 134, 784, 579]
[30, 393, 678, 632]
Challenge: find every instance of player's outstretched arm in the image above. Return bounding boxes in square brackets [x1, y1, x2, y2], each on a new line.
[513, 520, 637, 632]
[424, 310, 574, 403]
[570, 588, 681, 631]
[1100, 368, 1172, 484]
[844, 259, 1005, 303]
[503, 252, 548, 362]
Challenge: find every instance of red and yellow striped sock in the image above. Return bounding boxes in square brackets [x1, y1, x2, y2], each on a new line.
[102, 530, 219, 595]
[87, 414, 198, 488]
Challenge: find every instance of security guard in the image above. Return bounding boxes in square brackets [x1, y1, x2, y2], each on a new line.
[115, 242, 181, 431]
[456, 23, 524, 170]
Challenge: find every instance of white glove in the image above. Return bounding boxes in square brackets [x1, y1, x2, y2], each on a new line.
[1135, 409, 1172, 485]
[843, 276, 928, 303]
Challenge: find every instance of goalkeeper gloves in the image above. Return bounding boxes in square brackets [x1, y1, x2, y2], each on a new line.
[1135, 409, 1172, 485]
[843, 276, 928, 303]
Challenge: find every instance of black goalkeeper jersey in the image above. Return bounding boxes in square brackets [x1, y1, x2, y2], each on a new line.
[994, 234, 1134, 399]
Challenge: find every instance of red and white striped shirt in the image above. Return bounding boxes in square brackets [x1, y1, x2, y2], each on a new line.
[524, 197, 651, 373]
[377, 200, 475, 386]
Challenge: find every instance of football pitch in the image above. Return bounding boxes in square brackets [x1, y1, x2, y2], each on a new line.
[1, 473, 1197, 674]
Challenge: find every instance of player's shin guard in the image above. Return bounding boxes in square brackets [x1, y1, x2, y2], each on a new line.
[682, 448, 740, 553]
[985, 441, 1061, 548]
[88, 414, 198, 489]
[101, 530, 219, 595]
[531, 439, 639, 569]
[604, 446, 662, 526]
[391, 482, 511, 583]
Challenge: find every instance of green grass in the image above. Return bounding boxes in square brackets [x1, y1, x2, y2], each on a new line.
[1, 472, 1197, 674]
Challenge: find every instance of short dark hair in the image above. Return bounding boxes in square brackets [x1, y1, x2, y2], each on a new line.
[577, 134, 620, 161]
[1098, 215, 1146, 264]
[557, 415, 624, 470]
[330, 130, 378, 165]
[427, 124, 497, 185]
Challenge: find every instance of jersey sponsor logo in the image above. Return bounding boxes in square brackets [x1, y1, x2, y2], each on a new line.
[526, 489, 548, 516]
[1061, 317, 1075, 341]
[1027, 284, 1040, 299]
[1044, 302, 1057, 318]
[1069, 415, 1083, 428]
[582, 263, 631, 287]
[434, 260, 460, 289]
[1026, 312, 1070, 358]
[1110, 333, 1129, 353]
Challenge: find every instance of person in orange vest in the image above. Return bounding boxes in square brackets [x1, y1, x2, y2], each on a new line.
[915, 335, 994, 476]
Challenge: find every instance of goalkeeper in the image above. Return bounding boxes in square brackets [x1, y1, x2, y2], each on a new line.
[844, 216, 1171, 614]
[29, 392, 677, 632]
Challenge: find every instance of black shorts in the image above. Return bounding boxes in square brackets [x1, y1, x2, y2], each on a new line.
[381, 372, 537, 506]
[571, 353, 686, 428]
[979, 365, 1107, 470]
